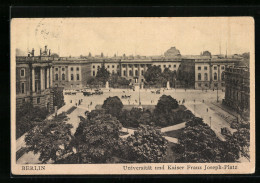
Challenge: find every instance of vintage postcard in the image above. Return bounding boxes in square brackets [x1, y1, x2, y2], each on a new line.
[11, 17, 255, 175]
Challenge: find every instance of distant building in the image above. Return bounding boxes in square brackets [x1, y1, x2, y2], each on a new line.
[164, 47, 181, 57]
[223, 66, 250, 113]
[201, 50, 212, 57]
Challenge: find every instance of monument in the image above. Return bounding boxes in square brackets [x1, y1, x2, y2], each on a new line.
[167, 81, 170, 90]
[105, 81, 109, 89]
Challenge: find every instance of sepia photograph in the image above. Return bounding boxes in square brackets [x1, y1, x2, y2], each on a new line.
[11, 17, 255, 174]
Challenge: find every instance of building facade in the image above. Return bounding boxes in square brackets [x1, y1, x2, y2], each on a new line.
[16, 55, 54, 111]
[194, 58, 239, 90]
[223, 66, 250, 113]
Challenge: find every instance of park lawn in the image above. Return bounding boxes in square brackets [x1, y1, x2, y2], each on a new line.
[162, 142, 180, 163]
[163, 128, 183, 138]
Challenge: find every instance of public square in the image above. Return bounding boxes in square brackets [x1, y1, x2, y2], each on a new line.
[17, 87, 247, 164]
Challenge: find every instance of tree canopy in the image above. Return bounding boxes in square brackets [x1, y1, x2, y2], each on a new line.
[154, 95, 179, 115]
[174, 117, 240, 163]
[96, 65, 110, 84]
[125, 125, 168, 163]
[102, 96, 123, 118]
[73, 113, 122, 163]
[25, 114, 73, 163]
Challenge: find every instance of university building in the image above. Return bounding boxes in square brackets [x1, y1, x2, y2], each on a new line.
[15, 46, 244, 110]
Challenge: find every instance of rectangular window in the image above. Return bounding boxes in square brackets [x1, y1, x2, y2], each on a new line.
[169, 65, 171, 68]
[71, 74, 74, 80]
[20, 69, 25, 77]
[112, 65, 114, 68]
[93, 71, 95, 76]
[37, 98, 40, 104]
[174, 65, 176, 68]
[71, 67, 74, 71]
[93, 65, 95, 68]
[164, 65, 166, 68]
[204, 66, 207, 70]
[21, 83, 25, 93]
[198, 66, 201, 70]
[221, 66, 225, 70]
[55, 68, 58, 71]
[123, 70, 126, 76]
[77, 74, 80, 80]
[76, 67, 79, 71]
[214, 66, 217, 70]
[62, 68, 65, 71]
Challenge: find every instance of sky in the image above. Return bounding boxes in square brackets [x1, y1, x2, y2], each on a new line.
[11, 17, 254, 57]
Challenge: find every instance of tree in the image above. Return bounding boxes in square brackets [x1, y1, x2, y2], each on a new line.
[73, 113, 122, 163]
[109, 73, 130, 88]
[154, 95, 179, 116]
[25, 114, 73, 163]
[125, 125, 168, 163]
[102, 96, 123, 118]
[16, 102, 49, 139]
[144, 65, 162, 85]
[96, 65, 110, 84]
[174, 117, 240, 163]
[53, 87, 65, 109]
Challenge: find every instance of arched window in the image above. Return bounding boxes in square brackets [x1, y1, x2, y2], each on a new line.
[129, 70, 132, 76]
[62, 74, 65, 80]
[198, 73, 201, 81]
[221, 72, 225, 81]
[55, 74, 59, 80]
[204, 73, 208, 81]
[135, 70, 138, 76]
[214, 72, 217, 80]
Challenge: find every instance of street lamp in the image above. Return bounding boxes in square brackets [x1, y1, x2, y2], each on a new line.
[217, 84, 219, 102]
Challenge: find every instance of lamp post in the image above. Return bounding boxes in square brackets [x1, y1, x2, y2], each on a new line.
[217, 84, 219, 102]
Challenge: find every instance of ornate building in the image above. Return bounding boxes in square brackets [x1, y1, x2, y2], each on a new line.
[16, 46, 54, 111]
[223, 66, 250, 114]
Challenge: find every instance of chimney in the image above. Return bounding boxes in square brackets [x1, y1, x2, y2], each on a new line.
[49, 49, 51, 56]
[32, 48, 35, 57]
[45, 45, 47, 53]
[40, 48, 42, 56]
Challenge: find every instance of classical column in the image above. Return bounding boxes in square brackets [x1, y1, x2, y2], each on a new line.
[32, 67, 35, 92]
[50, 67, 53, 87]
[126, 64, 128, 77]
[132, 65, 135, 77]
[218, 65, 220, 81]
[41, 67, 45, 90]
[46, 67, 50, 89]
[138, 64, 141, 76]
